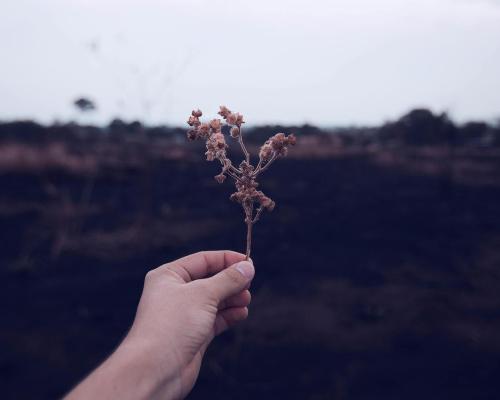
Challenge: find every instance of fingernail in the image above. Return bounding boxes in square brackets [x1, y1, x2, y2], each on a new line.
[235, 261, 255, 279]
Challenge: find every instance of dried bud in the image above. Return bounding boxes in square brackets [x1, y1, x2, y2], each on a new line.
[187, 129, 198, 141]
[213, 132, 226, 149]
[259, 142, 273, 161]
[269, 132, 294, 157]
[270, 133, 286, 151]
[235, 113, 244, 126]
[187, 115, 201, 127]
[192, 109, 203, 117]
[210, 119, 222, 132]
[218, 105, 231, 118]
[254, 191, 275, 211]
[230, 126, 240, 138]
[239, 160, 254, 174]
[262, 197, 275, 211]
[198, 123, 210, 138]
[214, 173, 226, 183]
[286, 133, 297, 146]
[226, 113, 238, 125]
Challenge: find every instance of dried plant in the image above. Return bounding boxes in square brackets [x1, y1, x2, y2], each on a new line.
[187, 106, 296, 260]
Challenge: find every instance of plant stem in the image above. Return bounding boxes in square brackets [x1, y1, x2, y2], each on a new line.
[245, 219, 252, 260]
[253, 153, 277, 177]
[245, 203, 254, 260]
[252, 206, 264, 224]
[238, 126, 250, 163]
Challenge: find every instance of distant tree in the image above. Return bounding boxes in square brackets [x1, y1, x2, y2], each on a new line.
[378, 109, 456, 146]
[458, 122, 489, 146]
[108, 118, 126, 135]
[0, 120, 46, 143]
[74, 97, 97, 112]
[128, 120, 143, 135]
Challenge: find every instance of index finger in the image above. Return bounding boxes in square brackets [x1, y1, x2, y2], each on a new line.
[160, 250, 247, 282]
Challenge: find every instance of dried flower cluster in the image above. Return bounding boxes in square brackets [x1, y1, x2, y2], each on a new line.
[187, 106, 296, 259]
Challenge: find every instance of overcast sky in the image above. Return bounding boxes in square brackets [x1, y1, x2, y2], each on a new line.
[1, 0, 499, 126]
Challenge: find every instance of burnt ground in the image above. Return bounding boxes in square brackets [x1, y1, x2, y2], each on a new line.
[1, 143, 500, 399]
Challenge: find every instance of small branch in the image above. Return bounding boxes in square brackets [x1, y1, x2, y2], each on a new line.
[254, 154, 277, 177]
[255, 158, 263, 173]
[228, 164, 241, 175]
[238, 125, 250, 163]
[186, 107, 296, 261]
[252, 206, 264, 224]
[226, 170, 242, 182]
[217, 156, 243, 182]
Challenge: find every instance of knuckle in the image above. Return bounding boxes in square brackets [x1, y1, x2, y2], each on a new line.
[144, 269, 158, 283]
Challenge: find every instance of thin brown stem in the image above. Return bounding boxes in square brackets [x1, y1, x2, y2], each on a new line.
[217, 156, 243, 182]
[238, 125, 250, 163]
[245, 219, 252, 260]
[255, 158, 263, 173]
[228, 164, 241, 175]
[254, 154, 277, 177]
[226, 170, 242, 182]
[245, 202, 254, 260]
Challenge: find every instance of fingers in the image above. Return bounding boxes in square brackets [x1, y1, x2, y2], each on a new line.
[214, 307, 249, 336]
[159, 250, 247, 282]
[203, 261, 255, 302]
[198, 294, 251, 357]
[220, 290, 251, 310]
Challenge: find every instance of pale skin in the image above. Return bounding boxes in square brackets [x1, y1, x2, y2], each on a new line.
[65, 250, 255, 400]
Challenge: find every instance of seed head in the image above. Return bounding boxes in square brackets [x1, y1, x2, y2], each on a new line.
[269, 132, 296, 157]
[260, 196, 275, 211]
[215, 173, 226, 183]
[210, 119, 222, 132]
[213, 132, 226, 149]
[226, 113, 238, 125]
[235, 113, 244, 126]
[198, 123, 210, 138]
[218, 105, 231, 119]
[259, 142, 273, 161]
[230, 126, 240, 138]
[187, 129, 198, 141]
[187, 115, 201, 127]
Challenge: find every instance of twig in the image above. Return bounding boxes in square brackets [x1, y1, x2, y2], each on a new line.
[187, 106, 296, 259]
[238, 125, 250, 163]
[252, 206, 264, 224]
[253, 153, 277, 177]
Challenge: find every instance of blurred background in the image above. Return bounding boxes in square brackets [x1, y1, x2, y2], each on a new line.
[1, 0, 500, 399]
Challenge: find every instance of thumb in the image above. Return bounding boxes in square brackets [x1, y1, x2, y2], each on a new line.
[204, 261, 255, 301]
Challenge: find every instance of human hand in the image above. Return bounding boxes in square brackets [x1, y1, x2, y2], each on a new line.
[127, 250, 255, 398]
[65, 250, 254, 400]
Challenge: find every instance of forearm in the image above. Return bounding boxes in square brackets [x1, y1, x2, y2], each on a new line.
[65, 335, 181, 400]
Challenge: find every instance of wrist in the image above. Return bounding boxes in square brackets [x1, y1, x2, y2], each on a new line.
[109, 334, 182, 400]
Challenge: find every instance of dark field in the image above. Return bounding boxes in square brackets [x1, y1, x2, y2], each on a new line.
[1, 131, 500, 399]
